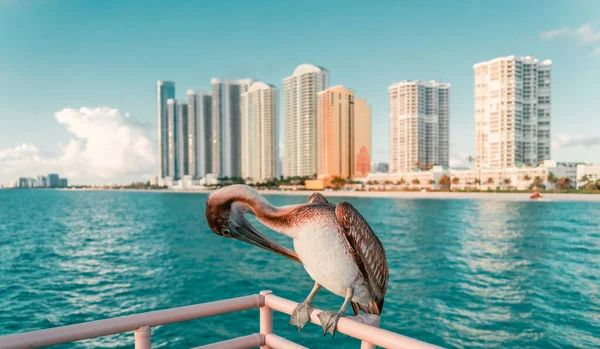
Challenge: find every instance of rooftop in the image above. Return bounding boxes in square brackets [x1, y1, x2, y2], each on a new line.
[292, 63, 327, 76]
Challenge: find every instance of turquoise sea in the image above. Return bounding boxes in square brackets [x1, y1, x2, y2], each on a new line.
[1, 190, 599, 348]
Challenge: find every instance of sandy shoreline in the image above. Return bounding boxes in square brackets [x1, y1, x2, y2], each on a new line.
[60, 188, 600, 202]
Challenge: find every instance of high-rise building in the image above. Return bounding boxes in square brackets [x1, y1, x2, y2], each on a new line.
[316, 86, 353, 178]
[177, 102, 189, 177]
[316, 86, 372, 179]
[157, 81, 176, 179]
[47, 173, 60, 187]
[167, 99, 180, 179]
[353, 97, 372, 177]
[389, 80, 450, 173]
[37, 175, 47, 188]
[59, 178, 68, 188]
[211, 78, 254, 178]
[18, 177, 31, 188]
[187, 90, 212, 178]
[474, 55, 552, 169]
[283, 64, 329, 177]
[240, 82, 279, 182]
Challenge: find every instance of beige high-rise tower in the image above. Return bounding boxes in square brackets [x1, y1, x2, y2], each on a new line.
[389, 80, 450, 173]
[316, 85, 371, 179]
[474, 55, 551, 169]
[353, 97, 372, 177]
[240, 82, 279, 182]
[283, 64, 329, 177]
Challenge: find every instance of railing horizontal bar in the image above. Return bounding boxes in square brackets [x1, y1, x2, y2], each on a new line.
[0, 295, 263, 349]
[191, 333, 265, 349]
[264, 294, 444, 349]
[265, 334, 308, 349]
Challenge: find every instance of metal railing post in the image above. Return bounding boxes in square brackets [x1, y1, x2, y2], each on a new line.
[259, 290, 273, 349]
[134, 326, 151, 349]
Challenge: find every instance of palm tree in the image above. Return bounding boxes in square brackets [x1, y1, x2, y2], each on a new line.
[439, 174, 451, 188]
[580, 175, 590, 188]
[428, 179, 435, 185]
[548, 172, 558, 184]
[556, 177, 572, 190]
[398, 178, 406, 186]
[412, 178, 420, 185]
[467, 155, 475, 166]
[452, 177, 460, 185]
[503, 178, 512, 189]
[524, 174, 531, 181]
[486, 177, 494, 184]
[331, 176, 345, 190]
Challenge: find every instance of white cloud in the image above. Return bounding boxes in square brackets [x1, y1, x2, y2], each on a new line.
[0, 107, 156, 185]
[541, 24, 600, 56]
[553, 134, 600, 149]
[541, 27, 571, 41]
[574, 24, 600, 44]
[0, 143, 40, 161]
[449, 148, 475, 169]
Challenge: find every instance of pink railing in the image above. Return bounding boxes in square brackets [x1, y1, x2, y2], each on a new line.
[0, 290, 443, 349]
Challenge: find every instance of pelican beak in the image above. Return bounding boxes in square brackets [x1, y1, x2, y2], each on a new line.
[228, 207, 299, 262]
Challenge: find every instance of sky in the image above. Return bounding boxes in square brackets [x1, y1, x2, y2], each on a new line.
[1, 0, 599, 185]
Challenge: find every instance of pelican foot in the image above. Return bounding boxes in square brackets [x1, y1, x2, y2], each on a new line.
[317, 310, 344, 337]
[289, 301, 314, 332]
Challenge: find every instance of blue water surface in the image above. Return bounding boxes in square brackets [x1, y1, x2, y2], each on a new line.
[1, 190, 599, 348]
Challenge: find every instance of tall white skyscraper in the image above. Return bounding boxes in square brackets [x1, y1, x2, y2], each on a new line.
[187, 90, 212, 178]
[166, 99, 188, 180]
[240, 82, 279, 181]
[474, 55, 552, 169]
[157, 81, 175, 179]
[389, 80, 450, 173]
[283, 64, 329, 177]
[177, 101, 189, 177]
[211, 78, 254, 178]
[167, 99, 180, 179]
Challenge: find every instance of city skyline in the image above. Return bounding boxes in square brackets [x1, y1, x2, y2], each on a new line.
[1, 1, 600, 185]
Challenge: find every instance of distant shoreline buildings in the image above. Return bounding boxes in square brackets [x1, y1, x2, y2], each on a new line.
[8, 173, 68, 189]
[147, 54, 598, 192]
[156, 63, 373, 188]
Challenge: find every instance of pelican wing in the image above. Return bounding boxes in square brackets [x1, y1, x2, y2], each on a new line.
[335, 202, 388, 315]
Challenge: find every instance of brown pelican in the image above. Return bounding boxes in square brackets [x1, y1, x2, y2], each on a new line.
[205, 184, 388, 336]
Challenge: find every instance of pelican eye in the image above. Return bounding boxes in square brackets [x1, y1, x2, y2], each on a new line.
[222, 228, 231, 236]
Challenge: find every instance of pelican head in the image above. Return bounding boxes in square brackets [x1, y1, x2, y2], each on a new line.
[205, 185, 299, 261]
